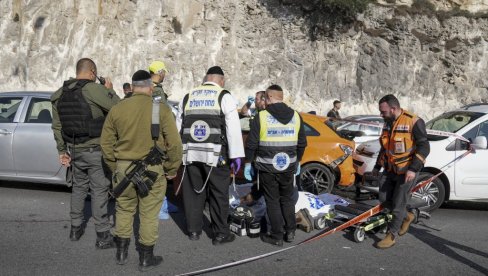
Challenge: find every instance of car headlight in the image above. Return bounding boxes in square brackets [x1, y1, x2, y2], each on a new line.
[339, 144, 353, 156]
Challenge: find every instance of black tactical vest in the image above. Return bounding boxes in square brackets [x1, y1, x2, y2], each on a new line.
[57, 80, 105, 144]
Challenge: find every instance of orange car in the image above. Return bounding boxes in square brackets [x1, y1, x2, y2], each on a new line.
[239, 112, 356, 194]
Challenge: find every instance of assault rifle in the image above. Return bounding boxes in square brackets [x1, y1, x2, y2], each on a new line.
[101, 146, 167, 208]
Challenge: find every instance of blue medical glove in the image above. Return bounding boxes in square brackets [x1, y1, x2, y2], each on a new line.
[244, 163, 254, 181]
[247, 96, 255, 104]
[295, 163, 301, 176]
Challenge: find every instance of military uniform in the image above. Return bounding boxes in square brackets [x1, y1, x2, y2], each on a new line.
[152, 83, 168, 103]
[100, 93, 182, 247]
[51, 79, 119, 246]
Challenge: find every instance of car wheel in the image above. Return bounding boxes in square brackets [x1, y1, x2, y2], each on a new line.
[411, 172, 446, 212]
[300, 163, 335, 195]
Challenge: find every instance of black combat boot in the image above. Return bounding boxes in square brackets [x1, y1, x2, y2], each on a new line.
[138, 244, 163, 272]
[95, 231, 115, 249]
[114, 236, 130, 265]
[70, 225, 84, 241]
[284, 230, 295, 243]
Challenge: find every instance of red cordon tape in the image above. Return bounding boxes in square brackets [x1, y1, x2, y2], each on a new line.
[334, 118, 471, 143]
[176, 121, 474, 276]
[303, 146, 473, 246]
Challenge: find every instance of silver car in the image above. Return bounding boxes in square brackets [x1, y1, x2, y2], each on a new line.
[0, 92, 67, 185]
[0, 91, 180, 186]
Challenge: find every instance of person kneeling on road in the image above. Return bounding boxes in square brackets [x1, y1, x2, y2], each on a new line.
[244, 84, 307, 247]
[100, 70, 182, 271]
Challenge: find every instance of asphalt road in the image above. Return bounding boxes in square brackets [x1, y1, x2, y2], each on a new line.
[0, 181, 487, 276]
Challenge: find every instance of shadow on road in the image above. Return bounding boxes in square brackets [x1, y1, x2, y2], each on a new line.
[0, 181, 70, 193]
[166, 180, 214, 239]
[442, 201, 488, 211]
[411, 227, 488, 275]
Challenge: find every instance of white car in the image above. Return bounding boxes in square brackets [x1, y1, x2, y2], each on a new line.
[353, 104, 488, 211]
[335, 115, 383, 147]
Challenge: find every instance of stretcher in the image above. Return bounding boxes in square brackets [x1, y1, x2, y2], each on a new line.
[321, 172, 431, 243]
[322, 197, 429, 243]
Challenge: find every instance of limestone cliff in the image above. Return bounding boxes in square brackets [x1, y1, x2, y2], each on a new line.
[1, 0, 487, 118]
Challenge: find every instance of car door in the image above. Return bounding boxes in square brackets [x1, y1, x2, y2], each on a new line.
[454, 120, 488, 198]
[0, 96, 26, 176]
[12, 96, 63, 178]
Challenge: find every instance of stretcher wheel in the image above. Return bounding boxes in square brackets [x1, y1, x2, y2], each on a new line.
[314, 216, 327, 230]
[353, 228, 365, 243]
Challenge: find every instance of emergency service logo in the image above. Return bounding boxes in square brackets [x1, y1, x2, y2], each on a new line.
[272, 152, 290, 171]
[190, 120, 210, 142]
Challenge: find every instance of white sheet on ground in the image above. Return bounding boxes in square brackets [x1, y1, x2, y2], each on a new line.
[229, 183, 349, 220]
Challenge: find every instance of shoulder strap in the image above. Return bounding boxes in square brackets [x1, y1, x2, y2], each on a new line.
[151, 101, 160, 141]
[182, 93, 190, 111]
[62, 79, 92, 93]
[218, 90, 230, 109]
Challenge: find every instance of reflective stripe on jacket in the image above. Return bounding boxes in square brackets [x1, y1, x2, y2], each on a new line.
[181, 85, 227, 166]
[380, 109, 418, 174]
[255, 110, 300, 173]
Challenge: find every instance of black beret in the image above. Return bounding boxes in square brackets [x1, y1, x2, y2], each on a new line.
[132, 70, 151, 82]
[206, 66, 224, 76]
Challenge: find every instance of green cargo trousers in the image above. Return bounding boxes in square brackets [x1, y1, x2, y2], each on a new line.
[113, 160, 166, 246]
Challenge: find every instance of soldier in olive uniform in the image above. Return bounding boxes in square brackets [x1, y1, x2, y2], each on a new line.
[51, 58, 120, 248]
[100, 70, 182, 271]
[149, 60, 169, 103]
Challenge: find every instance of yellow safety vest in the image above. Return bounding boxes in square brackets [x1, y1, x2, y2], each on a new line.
[255, 110, 300, 173]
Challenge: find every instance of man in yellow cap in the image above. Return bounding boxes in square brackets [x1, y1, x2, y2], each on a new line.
[149, 60, 169, 103]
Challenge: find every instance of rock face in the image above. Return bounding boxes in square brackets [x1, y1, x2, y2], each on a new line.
[1, 0, 487, 119]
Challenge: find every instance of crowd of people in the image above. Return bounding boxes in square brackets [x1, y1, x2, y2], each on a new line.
[51, 57, 428, 271]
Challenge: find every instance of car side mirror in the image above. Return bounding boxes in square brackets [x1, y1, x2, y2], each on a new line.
[472, 136, 487, 150]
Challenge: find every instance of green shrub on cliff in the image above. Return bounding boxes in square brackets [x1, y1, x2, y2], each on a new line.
[319, 0, 372, 23]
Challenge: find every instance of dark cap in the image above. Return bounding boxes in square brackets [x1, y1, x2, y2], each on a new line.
[132, 70, 151, 82]
[132, 70, 152, 87]
[206, 66, 224, 76]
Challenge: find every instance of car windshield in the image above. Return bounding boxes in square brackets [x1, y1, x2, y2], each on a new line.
[426, 111, 484, 140]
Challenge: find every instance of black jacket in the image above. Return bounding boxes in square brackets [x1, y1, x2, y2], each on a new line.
[245, 102, 307, 162]
[327, 109, 341, 119]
